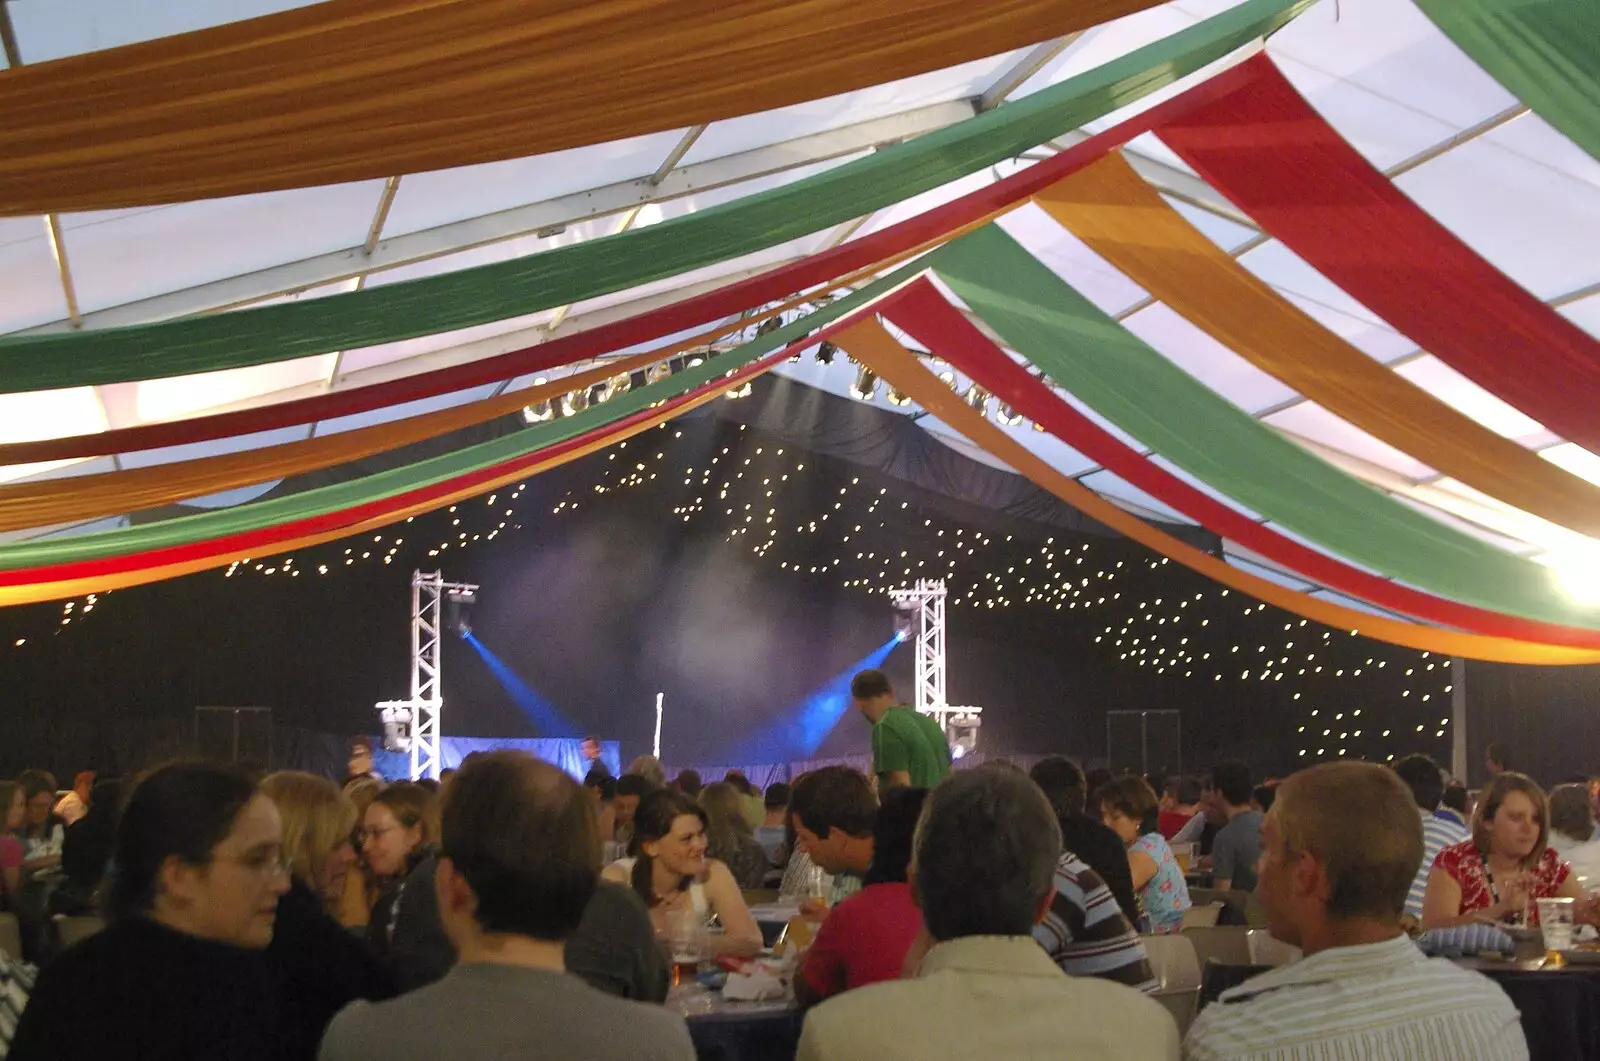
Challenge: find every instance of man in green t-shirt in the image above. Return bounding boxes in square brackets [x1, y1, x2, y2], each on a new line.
[851, 669, 952, 790]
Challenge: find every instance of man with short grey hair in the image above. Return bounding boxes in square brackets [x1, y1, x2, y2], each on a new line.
[797, 767, 1178, 1061]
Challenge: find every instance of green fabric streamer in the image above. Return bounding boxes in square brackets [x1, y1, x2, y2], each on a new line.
[1414, 0, 1600, 165]
[0, 0, 1311, 393]
[0, 262, 919, 572]
[930, 224, 1600, 631]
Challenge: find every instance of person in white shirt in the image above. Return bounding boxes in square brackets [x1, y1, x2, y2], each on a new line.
[1185, 761, 1527, 1061]
[1392, 754, 1468, 922]
[798, 765, 1179, 1061]
[1548, 783, 1600, 889]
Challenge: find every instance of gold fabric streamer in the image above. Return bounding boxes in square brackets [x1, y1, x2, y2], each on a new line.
[0, 0, 1162, 214]
[1032, 154, 1600, 538]
[831, 318, 1600, 665]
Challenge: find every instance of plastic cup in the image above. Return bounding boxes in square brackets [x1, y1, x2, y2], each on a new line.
[1537, 897, 1575, 953]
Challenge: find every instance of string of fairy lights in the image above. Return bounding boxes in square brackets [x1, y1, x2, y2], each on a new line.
[3, 405, 1457, 769]
[186, 413, 1449, 766]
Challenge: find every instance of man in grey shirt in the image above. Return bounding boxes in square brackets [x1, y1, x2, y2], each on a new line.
[1208, 760, 1263, 893]
[320, 752, 693, 1061]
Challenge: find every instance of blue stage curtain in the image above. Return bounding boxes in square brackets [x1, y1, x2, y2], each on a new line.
[278, 727, 618, 783]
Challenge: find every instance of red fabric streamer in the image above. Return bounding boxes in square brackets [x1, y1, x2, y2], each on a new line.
[0, 58, 1272, 468]
[1155, 54, 1600, 455]
[881, 279, 1600, 651]
[0, 293, 910, 587]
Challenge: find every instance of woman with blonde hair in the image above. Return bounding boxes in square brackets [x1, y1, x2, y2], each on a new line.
[1423, 771, 1598, 929]
[259, 772, 393, 1061]
[699, 782, 770, 890]
[337, 777, 383, 928]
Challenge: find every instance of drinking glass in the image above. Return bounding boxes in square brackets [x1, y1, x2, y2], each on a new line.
[1538, 897, 1575, 954]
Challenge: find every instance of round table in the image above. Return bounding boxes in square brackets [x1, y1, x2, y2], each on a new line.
[669, 984, 802, 1061]
[1456, 957, 1600, 1061]
[1202, 957, 1600, 1061]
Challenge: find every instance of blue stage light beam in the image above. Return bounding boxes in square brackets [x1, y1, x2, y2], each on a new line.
[732, 636, 901, 762]
[462, 632, 584, 738]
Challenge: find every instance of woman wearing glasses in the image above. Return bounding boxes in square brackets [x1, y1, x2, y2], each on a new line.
[261, 772, 395, 1061]
[9, 762, 290, 1061]
[359, 783, 439, 960]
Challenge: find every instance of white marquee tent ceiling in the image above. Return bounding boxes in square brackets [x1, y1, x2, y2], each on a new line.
[1, 0, 1598, 620]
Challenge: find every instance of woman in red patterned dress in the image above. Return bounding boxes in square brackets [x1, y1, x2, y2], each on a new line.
[1422, 772, 1598, 929]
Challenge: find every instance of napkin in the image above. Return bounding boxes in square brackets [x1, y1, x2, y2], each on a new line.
[721, 966, 788, 1002]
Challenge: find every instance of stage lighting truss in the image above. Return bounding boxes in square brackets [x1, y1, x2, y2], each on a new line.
[886, 578, 984, 748]
[374, 570, 478, 780]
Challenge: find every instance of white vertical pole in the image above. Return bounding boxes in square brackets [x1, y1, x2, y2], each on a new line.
[653, 693, 664, 759]
[1451, 657, 1468, 782]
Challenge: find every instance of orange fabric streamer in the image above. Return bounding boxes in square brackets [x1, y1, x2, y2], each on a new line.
[0, 223, 980, 532]
[831, 318, 1600, 665]
[1032, 155, 1600, 538]
[0, 0, 1162, 214]
[0, 360, 771, 606]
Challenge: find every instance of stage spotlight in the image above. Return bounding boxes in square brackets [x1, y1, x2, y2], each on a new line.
[560, 388, 591, 418]
[645, 361, 672, 385]
[892, 599, 918, 642]
[725, 378, 753, 400]
[445, 587, 477, 637]
[949, 711, 983, 759]
[815, 341, 837, 366]
[756, 314, 785, 338]
[886, 386, 913, 407]
[378, 703, 412, 753]
[996, 403, 1025, 427]
[849, 364, 880, 402]
[522, 377, 554, 423]
[596, 371, 632, 403]
[964, 383, 990, 415]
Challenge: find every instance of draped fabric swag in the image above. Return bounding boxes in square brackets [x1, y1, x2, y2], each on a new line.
[922, 224, 1600, 632]
[830, 319, 1600, 665]
[0, 0, 1311, 393]
[1156, 54, 1600, 457]
[1032, 152, 1600, 539]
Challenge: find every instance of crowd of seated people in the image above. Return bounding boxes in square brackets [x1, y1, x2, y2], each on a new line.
[5, 720, 1600, 1061]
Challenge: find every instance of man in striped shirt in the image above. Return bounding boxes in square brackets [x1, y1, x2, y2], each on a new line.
[1394, 753, 1469, 921]
[1184, 761, 1526, 1061]
[1032, 848, 1159, 993]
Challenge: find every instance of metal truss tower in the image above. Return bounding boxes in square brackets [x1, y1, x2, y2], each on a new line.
[887, 579, 982, 751]
[375, 570, 476, 781]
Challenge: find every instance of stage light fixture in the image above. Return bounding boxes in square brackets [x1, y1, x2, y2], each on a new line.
[886, 386, 913, 407]
[849, 364, 880, 402]
[815, 342, 837, 365]
[596, 371, 632, 403]
[892, 598, 918, 641]
[560, 388, 591, 418]
[522, 377, 554, 423]
[964, 383, 990, 415]
[756, 314, 785, 338]
[996, 403, 1025, 427]
[445, 587, 477, 637]
[646, 361, 672, 385]
[378, 703, 413, 753]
